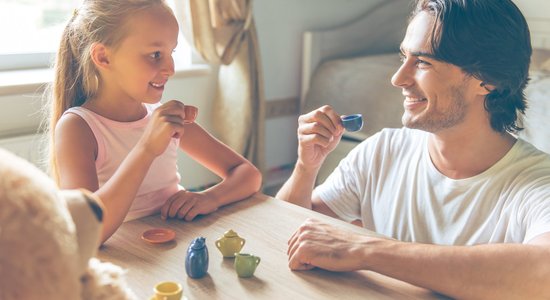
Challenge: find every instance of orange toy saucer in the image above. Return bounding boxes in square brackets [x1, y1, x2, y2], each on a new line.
[141, 228, 176, 244]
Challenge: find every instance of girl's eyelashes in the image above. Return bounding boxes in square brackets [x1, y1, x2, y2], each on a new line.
[150, 51, 162, 60]
[149, 49, 176, 60]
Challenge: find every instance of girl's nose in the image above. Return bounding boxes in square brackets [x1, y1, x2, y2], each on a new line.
[163, 56, 175, 77]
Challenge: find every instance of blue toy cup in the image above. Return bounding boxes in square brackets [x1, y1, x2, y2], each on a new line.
[341, 114, 363, 132]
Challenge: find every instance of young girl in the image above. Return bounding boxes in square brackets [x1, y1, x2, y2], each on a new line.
[46, 0, 262, 243]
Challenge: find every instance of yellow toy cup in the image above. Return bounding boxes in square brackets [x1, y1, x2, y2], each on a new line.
[153, 281, 183, 300]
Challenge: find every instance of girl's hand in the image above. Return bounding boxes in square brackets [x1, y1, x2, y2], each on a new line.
[160, 190, 218, 221]
[137, 100, 198, 157]
[297, 105, 344, 169]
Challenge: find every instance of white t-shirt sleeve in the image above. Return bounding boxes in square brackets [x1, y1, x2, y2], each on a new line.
[314, 132, 382, 222]
[523, 185, 550, 243]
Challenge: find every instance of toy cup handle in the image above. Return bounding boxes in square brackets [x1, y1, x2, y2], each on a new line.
[255, 257, 261, 266]
[183, 105, 198, 124]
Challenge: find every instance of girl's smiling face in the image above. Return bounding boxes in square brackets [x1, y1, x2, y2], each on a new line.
[105, 5, 179, 105]
[391, 11, 484, 133]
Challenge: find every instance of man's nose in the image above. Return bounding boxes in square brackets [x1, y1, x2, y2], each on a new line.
[391, 61, 414, 88]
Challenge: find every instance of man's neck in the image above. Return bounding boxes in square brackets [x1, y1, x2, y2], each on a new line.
[427, 126, 516, 179]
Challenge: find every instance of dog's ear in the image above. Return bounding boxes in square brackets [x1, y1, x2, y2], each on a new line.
[81, 189, 103, 222]
[63, 189, 104, 273]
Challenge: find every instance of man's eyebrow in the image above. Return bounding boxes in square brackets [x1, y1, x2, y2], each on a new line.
[399, 46, 437, 59]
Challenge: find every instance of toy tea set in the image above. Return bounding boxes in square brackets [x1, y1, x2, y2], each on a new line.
[148, 113, 362, 299]
[215, 229, 261, 278]
[184, 229, 260, 279]
[148, 229, 259, 300]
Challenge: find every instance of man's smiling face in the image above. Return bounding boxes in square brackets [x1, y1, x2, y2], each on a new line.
[391, 11, 482, 133]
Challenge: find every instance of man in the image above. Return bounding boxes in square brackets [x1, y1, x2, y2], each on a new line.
[276, 0, 550, 298]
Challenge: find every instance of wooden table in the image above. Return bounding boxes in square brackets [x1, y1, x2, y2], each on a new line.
[98, 193, 445, 299]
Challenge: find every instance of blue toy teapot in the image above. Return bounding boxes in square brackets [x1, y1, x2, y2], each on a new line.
[185, 237, 209, 278]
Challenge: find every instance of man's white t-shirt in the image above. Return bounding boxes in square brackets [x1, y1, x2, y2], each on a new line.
[315, 128, 550, 245]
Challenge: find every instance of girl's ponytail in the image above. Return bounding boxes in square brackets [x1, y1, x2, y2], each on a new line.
[47, 16, 86, 183]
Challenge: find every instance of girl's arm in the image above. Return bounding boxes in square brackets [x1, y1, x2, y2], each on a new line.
[177, 123, 262, 208]
[55, 114, 155, 243]
[56, 101, 188, 243]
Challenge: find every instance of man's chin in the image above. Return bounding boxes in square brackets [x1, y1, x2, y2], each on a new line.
[402, 114, 418, 129]
[402, 115, 431, 132]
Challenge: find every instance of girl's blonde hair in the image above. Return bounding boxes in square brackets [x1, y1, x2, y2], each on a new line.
[45, 0, 174, 183]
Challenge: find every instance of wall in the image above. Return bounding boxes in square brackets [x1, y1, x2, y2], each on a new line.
[254, 0, 384, 173]
[515, 0, 550, 48]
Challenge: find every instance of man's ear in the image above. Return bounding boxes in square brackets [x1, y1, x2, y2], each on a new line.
[90, 42, 110, 69]
[478, 81, 495, 96]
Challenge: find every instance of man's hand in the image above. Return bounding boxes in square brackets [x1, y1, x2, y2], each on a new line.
[288, 220, 550, 299]
[287, 218, 374, 272]
[160, 190, 218, 221]
[297, 105, 344, 169]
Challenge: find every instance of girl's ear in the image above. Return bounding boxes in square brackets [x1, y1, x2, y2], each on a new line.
[90, 43, 110, 69]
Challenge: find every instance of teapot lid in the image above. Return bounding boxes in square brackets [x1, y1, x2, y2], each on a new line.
[223, 229, 239, 238]
[190, 236, 206, 249]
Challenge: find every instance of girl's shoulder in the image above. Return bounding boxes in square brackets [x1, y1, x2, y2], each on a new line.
[58, 107, 94, 133]
[60, 106, 107, 135]
[62, 106, 102, 124]
[55, 108, 98, 158]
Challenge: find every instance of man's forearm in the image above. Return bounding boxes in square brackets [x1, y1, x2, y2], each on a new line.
[364, 239, 550, 299]
[275, 162, 320, 209]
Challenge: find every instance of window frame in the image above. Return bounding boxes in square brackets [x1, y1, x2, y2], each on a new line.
[0, 53, 53, 71]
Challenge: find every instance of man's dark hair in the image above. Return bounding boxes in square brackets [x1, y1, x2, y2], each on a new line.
[413, 0, 532, 133]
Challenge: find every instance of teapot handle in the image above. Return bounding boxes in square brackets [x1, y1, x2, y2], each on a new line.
[240, 239, 246, 247]
[215, 239, 222, 249]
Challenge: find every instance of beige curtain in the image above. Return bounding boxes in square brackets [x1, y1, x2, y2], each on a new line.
[181, 0, 265, 174]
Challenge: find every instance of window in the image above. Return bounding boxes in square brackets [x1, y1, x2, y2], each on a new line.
[0, 0, 191, 71]
[0, 0, 75, 70]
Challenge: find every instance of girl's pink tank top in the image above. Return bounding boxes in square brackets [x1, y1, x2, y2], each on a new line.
[64, 103, 181, 221]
